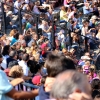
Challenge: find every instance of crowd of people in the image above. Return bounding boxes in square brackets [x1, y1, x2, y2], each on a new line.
[0, 0, 100, 100]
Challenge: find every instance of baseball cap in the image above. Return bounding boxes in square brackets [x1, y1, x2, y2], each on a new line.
[32, 75, 41, 85]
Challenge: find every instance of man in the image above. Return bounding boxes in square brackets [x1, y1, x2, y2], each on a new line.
[18, 53, 31, 77]
[6, 51, 18, 68]
[39, 20, 52, 42]
[39, 52, 76, 100]
[50, 70, 92, 100]
[6, 11, 15, 29]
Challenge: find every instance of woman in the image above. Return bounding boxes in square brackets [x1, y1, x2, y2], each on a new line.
[64, 0, 71, 7]
[60, 6, 68, 22]
[8, 29, 18, 45]
[1, 45, 10, 69]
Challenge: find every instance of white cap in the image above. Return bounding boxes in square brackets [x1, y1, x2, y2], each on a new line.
[81, 56, 91, 60]
[7, 11, 13, 16]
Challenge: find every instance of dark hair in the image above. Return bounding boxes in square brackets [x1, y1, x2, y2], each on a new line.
[45, 52, 76, 77]
[22, 53, 29, 61]
[2, 45, 10, 56]
[8, 61, 19, 68]
[91, 79, 100, 90]
[0, 53, 2, 58]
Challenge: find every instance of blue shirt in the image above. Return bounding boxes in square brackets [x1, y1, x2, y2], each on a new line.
[0, 70, 13, 100]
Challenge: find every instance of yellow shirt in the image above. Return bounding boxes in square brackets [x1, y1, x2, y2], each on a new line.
[60, 10, 68, 21]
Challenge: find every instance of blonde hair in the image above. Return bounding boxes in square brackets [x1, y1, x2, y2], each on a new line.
[9, 65, 23, 78]
[9, 29, 16, 37]
[90, 64, 96, 71]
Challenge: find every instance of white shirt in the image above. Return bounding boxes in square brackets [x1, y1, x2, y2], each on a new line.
[33, 5, 40, 14]
[1, 55, 9, 69]
[14, 1, 21, 13]
[18, 60, 29, 76]
[25, 0, 29, 4]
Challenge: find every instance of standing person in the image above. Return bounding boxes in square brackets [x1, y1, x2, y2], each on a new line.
[40, 20, 52, 42]
[0, 69, 38, 100]
[50, 70, 92, 100]
[39, 52, 76, 100]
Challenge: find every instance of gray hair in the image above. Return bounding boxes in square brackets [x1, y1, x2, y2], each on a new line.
[50, 70, 91, 100]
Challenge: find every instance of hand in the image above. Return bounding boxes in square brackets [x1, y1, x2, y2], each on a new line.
[49, 26, 52, 29]
[68, 93, 92, 100]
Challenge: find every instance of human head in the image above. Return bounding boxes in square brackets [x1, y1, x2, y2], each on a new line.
[2, 45, 10, 56]
[9, 65, 23, 78]
[44, 52, 76, 77]
[50, 70, 91, 100]
[9, 50, 17, 59]
[22, 53, 29, 62]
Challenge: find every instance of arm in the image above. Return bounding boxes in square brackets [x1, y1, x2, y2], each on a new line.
[6, 88, 38, 99]
[43, 26, 52, 33]
[10, 78, 24, 86]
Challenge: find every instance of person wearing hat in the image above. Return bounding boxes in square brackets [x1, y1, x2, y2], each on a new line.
[90, 15, 98, 28]
[6, 11, 17, 29]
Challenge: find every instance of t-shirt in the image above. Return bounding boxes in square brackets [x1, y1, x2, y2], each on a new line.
[18, 60, 29, 76]
[39, 85, 50, 100]
[41, 43, 47, 55]
[14, 1, 21, 13]
[0, 70, 13, 100]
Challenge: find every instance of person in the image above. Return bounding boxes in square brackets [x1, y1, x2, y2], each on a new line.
[50, 70, 92, 100]
[39, 52, 76, 100]
[91, 79, 100, 99]
[6, 50, 18, 68]
[60, 6, 68, 22]
[18, 53, 32, 78]
[0, 70, 38, 100]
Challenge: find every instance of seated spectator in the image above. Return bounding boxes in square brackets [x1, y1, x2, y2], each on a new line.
[40, 20, 52, 41]
[50, 70, 92, 100]
[6, 11, 17, 29]
[60, 6, 68, 22]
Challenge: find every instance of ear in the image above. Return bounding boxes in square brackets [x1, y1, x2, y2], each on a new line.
[74, 89, 81, 93]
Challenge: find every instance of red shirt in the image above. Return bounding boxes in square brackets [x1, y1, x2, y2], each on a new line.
[41, 43, 47, 55]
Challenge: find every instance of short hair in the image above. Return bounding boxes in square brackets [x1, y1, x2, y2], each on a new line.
[22, 53, 29, 61]
[50, 70, 91, 99]
[9, 50, 17, 58]
[0, 53, 2, 58]
[2, 45, 10, 56]
[45, 52, 76, 77]
[91, 79, 100, 90]
[9, 65, 23, 78]
[8, 61, 19, 68]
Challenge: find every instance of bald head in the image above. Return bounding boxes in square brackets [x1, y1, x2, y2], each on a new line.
[50, 70, 91, 100]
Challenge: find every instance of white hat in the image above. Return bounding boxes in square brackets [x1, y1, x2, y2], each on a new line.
[7, 11, 13, 16]
[81, 56, 91, 60]
[90, 15, 97, 20]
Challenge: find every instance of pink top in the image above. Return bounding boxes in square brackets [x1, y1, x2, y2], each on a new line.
[64, 0, 70, 6]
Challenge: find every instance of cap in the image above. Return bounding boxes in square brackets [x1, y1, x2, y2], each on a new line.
[7, 11, 13, 16]
[81, 56, 91, 60]
[32, 75, 41, 85]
